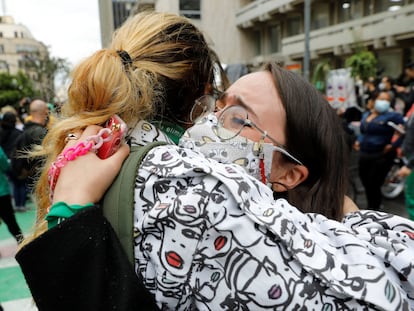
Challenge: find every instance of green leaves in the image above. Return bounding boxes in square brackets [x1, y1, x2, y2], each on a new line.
[345, 50, 377, 82]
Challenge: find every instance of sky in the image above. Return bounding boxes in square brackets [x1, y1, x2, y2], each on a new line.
[5, 0, 102, 67]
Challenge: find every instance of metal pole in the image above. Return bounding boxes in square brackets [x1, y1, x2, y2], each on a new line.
[304, 0, 311, 81]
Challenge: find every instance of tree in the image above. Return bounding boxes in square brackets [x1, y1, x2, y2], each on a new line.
[21, 52, 70, 103]
[311, 60, 331, 92]
[345, 50, 377, 82]
[0, 72, 37, 109]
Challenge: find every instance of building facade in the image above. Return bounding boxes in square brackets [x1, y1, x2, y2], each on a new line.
[99, 0, 140, 48]
[129, 0, 414, 78]
[0, 16, 48, 76]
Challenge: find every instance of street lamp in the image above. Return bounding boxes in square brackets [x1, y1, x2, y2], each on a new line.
[304, 0, 311, 81]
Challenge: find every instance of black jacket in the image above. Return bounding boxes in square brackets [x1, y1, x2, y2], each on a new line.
[16, 206, 159, 311]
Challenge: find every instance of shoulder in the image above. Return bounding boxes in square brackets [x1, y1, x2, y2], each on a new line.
[138, 144, 275, 209]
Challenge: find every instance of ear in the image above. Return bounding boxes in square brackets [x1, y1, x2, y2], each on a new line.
[272, 164, 309, 192]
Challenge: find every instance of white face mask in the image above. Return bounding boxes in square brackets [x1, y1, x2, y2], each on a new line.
[179, 114, 275, 185]
[374, 99, 391, 114]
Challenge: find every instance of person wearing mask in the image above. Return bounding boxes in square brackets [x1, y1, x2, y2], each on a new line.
[379, 75, 398, 111]
[15, 12, 414, 311]
[355, 91, 405, 211]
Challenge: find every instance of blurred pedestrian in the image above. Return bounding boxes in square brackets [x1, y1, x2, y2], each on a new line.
[11, 99, 48, 208]
[0, 146, 23, 243]
[394, 61, 414, 115]
[0, 111, 24, 211]
[397, 112, 414, 220]
[0, 112, 22, 159]
[356, 90, 405, 210]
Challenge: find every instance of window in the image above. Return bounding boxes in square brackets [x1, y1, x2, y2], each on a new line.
[179, 0, 201, 19]
[286, 15, 301, 36]
[16, 44, 39, 54]
[374, 0, 402, 13]
[0, 45, 4, 54]
[269, 24, 281, 53]
[311, 2, 330, 29]
[253, 29, 261, 56]
[339, 1, 352, 22]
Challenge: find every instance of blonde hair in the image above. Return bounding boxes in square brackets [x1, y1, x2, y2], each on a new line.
[28, 11, 225, 240]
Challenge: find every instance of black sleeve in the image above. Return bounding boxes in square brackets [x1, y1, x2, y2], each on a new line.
[15, 206, 159, 311]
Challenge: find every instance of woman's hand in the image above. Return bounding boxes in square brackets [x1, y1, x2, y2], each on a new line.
[52, 125, 130, 205]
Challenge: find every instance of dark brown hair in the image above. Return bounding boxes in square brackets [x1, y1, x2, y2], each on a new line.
[265, 63, 348, 220]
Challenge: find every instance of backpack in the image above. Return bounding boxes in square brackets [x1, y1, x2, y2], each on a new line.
[102, 141, 167, 265]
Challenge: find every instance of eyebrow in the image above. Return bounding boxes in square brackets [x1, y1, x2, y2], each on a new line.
[221, 92, 259, 119]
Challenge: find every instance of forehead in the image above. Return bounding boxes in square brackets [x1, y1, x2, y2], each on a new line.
[377, 92, 391, 100]
[225, 70, 287, 144]
[227, 71, 275, 94]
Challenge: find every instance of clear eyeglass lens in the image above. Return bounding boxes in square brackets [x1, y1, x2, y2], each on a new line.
[190, 95, 216, 123]
[217, 106, 248, 140]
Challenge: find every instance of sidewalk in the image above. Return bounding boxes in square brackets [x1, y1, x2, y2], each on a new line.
[0, 201, 38, 311]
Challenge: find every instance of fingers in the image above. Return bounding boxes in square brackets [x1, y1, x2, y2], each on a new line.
[63, 125, 102, 149]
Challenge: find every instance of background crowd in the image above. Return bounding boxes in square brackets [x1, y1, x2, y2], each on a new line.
[341, 61, 414, 218]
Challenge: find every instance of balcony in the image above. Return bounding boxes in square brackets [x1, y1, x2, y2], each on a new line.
[236, 0, 295, 28]
[283, 4, 414, 59]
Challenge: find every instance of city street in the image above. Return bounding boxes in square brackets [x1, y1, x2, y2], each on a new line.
[0, 189, 409, 311]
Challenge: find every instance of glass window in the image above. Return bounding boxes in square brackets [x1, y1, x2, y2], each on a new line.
[253, 29, 261, 56]
[352, 0, 364, 19]
[311, 2, 330, 29]
[339, 1, 352, 22]
[0, 45, 4, 54]
[269, 24, 281, 53]
[287, 15, 301, 36]
[179, 0, 201, 19]
[374, 0, 402, 13]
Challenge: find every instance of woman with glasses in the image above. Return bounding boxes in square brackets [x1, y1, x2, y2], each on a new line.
[16, 12, 414, 311]
[182, 62, 353, 220]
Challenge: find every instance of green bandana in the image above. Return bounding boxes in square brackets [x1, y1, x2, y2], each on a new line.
[153, 120, 185, 144]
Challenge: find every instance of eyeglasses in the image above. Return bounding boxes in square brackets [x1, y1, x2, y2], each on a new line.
[216, 105, 303, 165]
[189, 95, 217, 124]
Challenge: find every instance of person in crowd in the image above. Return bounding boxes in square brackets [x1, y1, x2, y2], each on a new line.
[0, 112, 25, 211]
[0, 112, 22, 159]
[17, 97, 31, 124]
[379, 75, 398, 110]
[0, 146, 23, 243]
[11, 99, 48, 199]
[16, 11, 414, 311]
[397, 111, 414, 220]
[355, 90, 405, 211]
[1, 105, 24, 130]
[395, 61, 414, 115]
